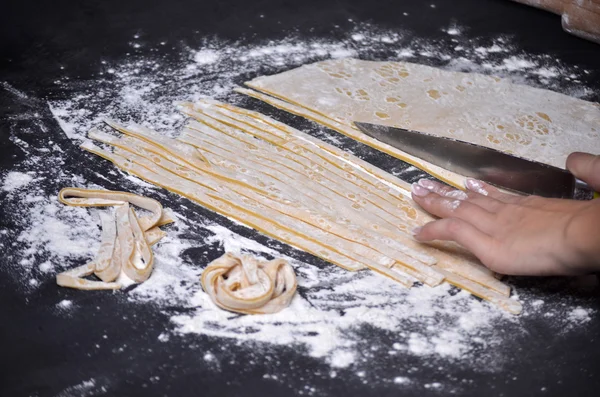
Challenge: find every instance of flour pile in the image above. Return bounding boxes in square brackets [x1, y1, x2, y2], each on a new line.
[2, 23, 598, 387]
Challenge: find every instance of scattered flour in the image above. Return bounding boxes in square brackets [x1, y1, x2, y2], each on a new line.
[39, 261, 54, 273]
[330, 350, 357, 368]
[2, 171, 35, 192]
[55, 378, 106, 397]
[502, 56, 537, 71]
[424, 382, 443, 390]
[394, 376, 410, 385]
[193, 49, 220, 65]
[1, 22, 597, 391]
[14, 198, 101, 273]
[446, 26, 461, 36]
[203, 352, 214, 362]
[568, 307, 592, 324]
[58, 300, 73, 309]
[157, 333, 170, 342]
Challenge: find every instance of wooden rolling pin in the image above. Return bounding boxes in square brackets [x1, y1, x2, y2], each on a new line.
[512, 0, 600, 44]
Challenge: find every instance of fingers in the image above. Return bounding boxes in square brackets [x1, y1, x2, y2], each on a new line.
[411, 182, 497, 234]
[416, 178, 507, 214]
[412, 218, 498, 270]
[566, 152, 600, 192]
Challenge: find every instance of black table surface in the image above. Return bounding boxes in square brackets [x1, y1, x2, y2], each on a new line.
[2, 1, 600, 396]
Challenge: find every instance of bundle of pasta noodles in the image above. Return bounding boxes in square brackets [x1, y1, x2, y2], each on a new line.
[80, 99, 522, 314]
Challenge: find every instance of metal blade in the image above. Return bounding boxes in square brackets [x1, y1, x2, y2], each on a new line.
[354, 122, 576, 198]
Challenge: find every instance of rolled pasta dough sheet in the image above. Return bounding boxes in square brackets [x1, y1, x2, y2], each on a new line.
[243, 58, 600, 189]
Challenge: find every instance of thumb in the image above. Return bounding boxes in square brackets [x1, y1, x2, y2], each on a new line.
[566, 152, 600, 192]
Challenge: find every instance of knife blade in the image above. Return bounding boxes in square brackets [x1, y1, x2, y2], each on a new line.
[354, 121, 593, 199]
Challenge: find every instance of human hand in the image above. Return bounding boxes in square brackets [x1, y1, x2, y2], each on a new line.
[410, 152, 600, 276]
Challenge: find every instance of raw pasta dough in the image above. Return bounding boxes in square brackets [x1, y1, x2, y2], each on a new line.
[240, 58, 600, 189]
[201, 253, 297, 314]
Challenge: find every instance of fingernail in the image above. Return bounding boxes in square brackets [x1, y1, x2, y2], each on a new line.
[444, 189, 468, 200]
[418, 178, 436, 190]
[411, 226, 422, 236]
[465, 178, 488, 196]
[411, 183, 430, 197]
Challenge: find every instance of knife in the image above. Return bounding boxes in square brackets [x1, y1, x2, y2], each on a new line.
[354, 122, 596, 199]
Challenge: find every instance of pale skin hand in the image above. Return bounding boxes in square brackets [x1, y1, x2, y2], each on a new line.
[410, 152, 600, 276]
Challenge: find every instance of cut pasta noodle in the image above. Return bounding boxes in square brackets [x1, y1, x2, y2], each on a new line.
[55, 188, 173, 290]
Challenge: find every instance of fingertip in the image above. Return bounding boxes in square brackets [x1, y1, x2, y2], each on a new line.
[465, 178, 489, 196]
[566, 152, 580, 175]
[566, 151, 586, 167]
[417, 178, 436, 190]
[566, 152, 596, 173]
[411, 223, 437, 242]
[411, 221, 441, 242]
[566, 152, 600, 191]
[411, 182, 430, 197]
[410, 226, 422, 237]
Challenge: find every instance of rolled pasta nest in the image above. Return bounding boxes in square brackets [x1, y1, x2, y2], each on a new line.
[201, 253, 297, 314]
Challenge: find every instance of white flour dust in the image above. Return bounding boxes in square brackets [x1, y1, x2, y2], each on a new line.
[2, 171, 35, 192]
[2, 22, 598, 387]
[55, 378, 109, 397]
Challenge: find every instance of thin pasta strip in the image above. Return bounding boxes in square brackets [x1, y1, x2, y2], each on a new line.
[56, 263, 121, 291]
[59, 187, 174, 230]
[93, 211, 120, 282]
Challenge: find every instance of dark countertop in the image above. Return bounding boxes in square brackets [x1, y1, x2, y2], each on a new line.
[2, 1, 600, 396]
